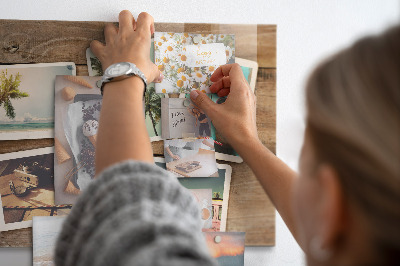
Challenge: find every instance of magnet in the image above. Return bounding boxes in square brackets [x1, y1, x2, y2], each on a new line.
[183, 99, 191, 107]
[214, 235, 221, 243]
[193, 35, 201, 44]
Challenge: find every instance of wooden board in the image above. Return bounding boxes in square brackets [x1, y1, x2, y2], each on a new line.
[0, 20, 276, 247]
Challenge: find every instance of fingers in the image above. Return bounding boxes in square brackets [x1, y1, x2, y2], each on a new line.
[209, 76, 231, 94]
[210, 63, 243, 83]
[149, 63, 164, 83]
[190, 90, 217, 119]
[217, 88, 230, 97]
[90, 40, 105, 59]
[118, 10, 135, 35]
[136, 12, 154, 37]
[104, 23, 118, 44]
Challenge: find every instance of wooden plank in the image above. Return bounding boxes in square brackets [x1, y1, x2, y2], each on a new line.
[0, 20, 276, 247]
[0, 20, 276, 68]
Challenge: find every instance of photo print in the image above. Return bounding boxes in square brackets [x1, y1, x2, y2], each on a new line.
[204, 232, 245, 266]
[154, 158, 231, 232]
[33, 216, 66, 266]
[0, 147, 71, 231]
[161, 97, 212, 139]
[0, 63, 76, 140]
[154, 32, 235, 94]
[164, 138, 218, 178]
[54, 76, 102, 204]
[190, 189, 213, 230]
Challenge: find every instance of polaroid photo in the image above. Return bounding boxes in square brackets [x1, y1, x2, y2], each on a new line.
[54, 76, 102, 204]
[164, 138, 218, 178]
[86, 40, 165, 141]
[161, 97, 213, 139]
[154, 32, 235, 94]
[0, 147, 72, 232]
[0, 63, 76, 140]
[236, 57, 258, 92]
[204, 232, 245, 266]
[190, 189, 213, 230]
[33, 216, 66, 266]
[154, 157, 231, 232]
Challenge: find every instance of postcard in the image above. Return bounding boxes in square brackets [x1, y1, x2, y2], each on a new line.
[190, 189, 213, 230]
[0, 63, 76, 140]
[33, 216, 66, 266]
[0, 147, 71, 231]
[204, 232, 245, 266]
[164, 139, 218, 178]
[154, 32, 235, 94]
[54, 76, 102, 205]
[86, 42, 165, 141]
[154, 157, 231, 231]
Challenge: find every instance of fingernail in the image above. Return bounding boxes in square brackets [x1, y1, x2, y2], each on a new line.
[190, 90, 199, 100]
[155, 72, 164, 83]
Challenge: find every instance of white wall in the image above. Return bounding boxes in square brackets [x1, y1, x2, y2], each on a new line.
[0, 1, 398, 265]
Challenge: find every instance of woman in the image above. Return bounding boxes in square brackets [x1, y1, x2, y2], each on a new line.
[187, 106, 211, 137]
[55, 10, 400, 266]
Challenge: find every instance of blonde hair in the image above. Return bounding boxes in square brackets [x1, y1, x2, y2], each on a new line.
[305, 25, 400, 264]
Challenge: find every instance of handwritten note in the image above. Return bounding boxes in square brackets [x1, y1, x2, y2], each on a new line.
[184, 43, 226, 67]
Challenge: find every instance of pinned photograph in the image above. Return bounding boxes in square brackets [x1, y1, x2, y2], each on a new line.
[204, 232, 245, 266]
[164, 138, 218, 177]
[33, 216, 66, 266]
[161, 97, 212, 139]
[154, 158, 231, 232]
[190, 189, 213, 230]
[154, 32, 235, 94]
[0, 63, 76, 140]
[0, 147, 71, 231]
[54, 76, 101, 205]
[86, 46, 164, 141]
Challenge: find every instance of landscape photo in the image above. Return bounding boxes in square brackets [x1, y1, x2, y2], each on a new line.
[0, 63, 76, 140]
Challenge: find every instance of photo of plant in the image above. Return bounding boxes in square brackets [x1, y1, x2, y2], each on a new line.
[204, 232, 245, 266]
[0, 148, 71, 231]
[154, 32, 235, 94]
[0, 63, 76, 140]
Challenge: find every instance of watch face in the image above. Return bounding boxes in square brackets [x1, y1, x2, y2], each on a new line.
[106, 62, 131, 77]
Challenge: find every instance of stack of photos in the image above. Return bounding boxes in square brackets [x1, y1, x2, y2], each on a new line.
[33, 216, 66, 266]
[0, 63, 76, 140]
[154, 32, 235, 94]
[204, 232, 245, 266]
[155, 157, 231, 232]
[164, 138, 218, 178]
[0, 148, 71, 231]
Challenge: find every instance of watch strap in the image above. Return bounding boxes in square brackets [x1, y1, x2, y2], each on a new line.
[100, 62, 148, 96]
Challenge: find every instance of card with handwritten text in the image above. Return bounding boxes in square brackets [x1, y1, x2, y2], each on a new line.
[154, 33, 235, 94]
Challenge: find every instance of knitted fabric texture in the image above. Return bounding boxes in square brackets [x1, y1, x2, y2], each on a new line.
[55, 160, 217, 266]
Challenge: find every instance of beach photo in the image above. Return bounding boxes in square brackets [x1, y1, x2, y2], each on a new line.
[0, 63, 76, 140]
[33, 216, 66, 266]
[0, 147, 71, 231]
[164, 138, 218, 178]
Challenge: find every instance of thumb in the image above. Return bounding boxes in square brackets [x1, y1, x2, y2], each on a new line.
[190, 90, 217, 118]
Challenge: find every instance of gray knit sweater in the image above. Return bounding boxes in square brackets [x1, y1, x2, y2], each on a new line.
[55, 160, 217, 266]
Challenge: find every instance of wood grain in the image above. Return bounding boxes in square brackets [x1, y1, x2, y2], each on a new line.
[0, 20, 276, 247]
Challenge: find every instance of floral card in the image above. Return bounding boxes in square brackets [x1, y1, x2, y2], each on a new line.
[154, 33, 235, 94]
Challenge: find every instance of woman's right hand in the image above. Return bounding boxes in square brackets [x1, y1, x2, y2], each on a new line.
[189, 63, 259, 151]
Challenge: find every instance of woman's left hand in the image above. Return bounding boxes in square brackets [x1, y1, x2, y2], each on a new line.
[90, 10, 163, 83]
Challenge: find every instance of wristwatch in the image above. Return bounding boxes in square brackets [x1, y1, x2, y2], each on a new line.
[99, 62, 147, 96]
